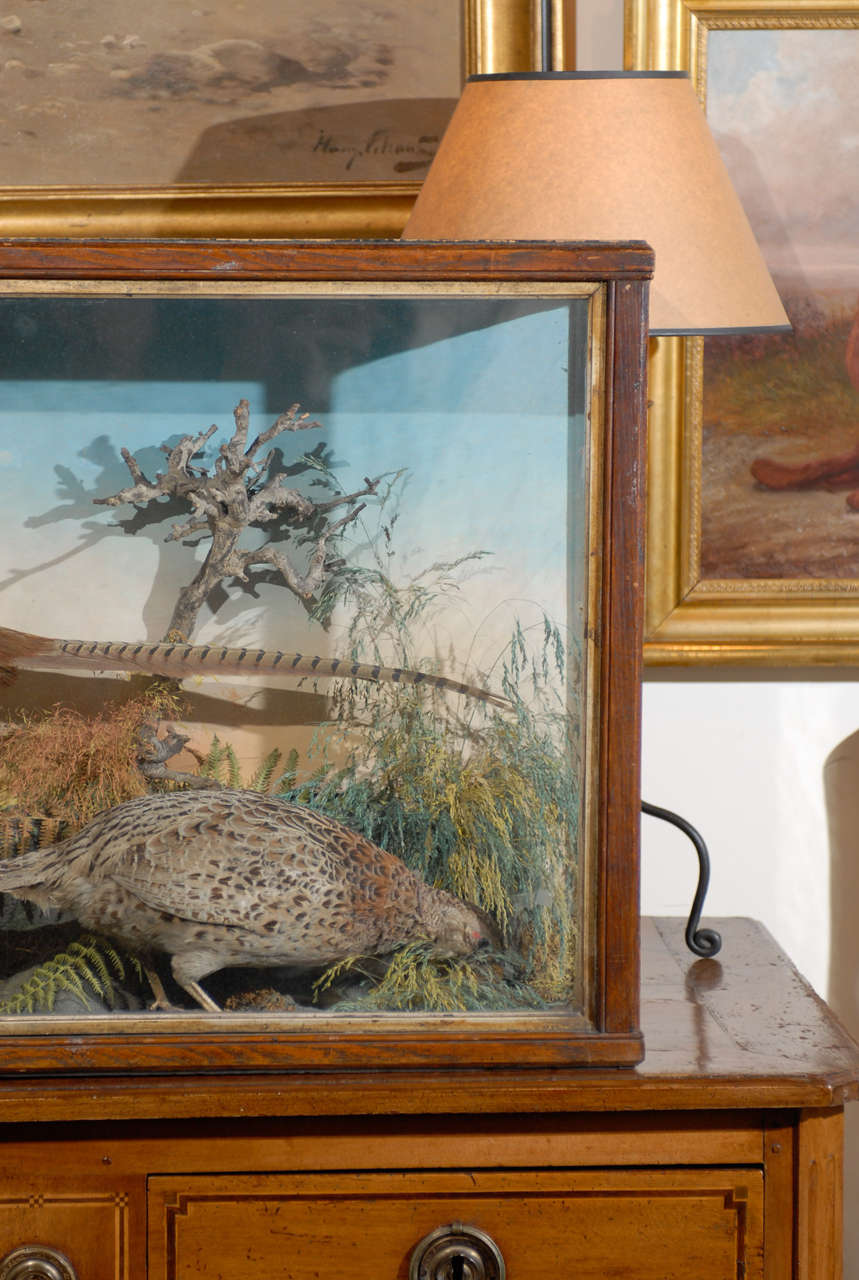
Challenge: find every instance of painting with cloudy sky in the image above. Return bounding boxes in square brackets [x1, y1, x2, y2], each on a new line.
[699, 27, 859, 580]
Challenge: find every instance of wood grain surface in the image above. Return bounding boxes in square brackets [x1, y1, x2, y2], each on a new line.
[0, 918, 852, 1121]
[0, 919, 847, 1278]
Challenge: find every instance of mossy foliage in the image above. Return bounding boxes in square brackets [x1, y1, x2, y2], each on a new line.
[0, 685, 184, 832]
[280, 539, 582, 1011]
[314, 943, 541, 1013]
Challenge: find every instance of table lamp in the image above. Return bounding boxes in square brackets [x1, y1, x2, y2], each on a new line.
[401, 71, 789, 336]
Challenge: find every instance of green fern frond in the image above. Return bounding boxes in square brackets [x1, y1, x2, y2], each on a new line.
[0, 933, 133, 1015]
[199, 735, 226, 783]
[200, 736, 283, 792]
[227, 746, 241, 789]
[247, 747, 283, 794]
[275, 748, 301, 792]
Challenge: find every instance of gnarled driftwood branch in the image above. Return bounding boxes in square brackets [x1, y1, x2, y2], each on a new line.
[94, 399, 380, 639]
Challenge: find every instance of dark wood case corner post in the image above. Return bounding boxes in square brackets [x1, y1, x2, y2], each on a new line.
[0, 238, 653, 1078]
[596, 274, 650, 1048]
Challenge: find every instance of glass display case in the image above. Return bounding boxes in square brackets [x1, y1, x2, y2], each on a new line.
[0, 238, 651, 1073]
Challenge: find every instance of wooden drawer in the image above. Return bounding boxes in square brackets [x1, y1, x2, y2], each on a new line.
[0, 1181, 132, 1280]
[148, 1168, 764, 1279]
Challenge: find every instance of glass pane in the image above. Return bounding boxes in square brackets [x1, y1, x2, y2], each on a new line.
[0, 288, 593, 1024]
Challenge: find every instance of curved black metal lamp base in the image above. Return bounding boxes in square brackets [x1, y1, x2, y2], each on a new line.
[641, 801, 723, 958]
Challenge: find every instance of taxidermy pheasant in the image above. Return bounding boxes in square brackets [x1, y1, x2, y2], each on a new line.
[0, 789, 499, 1011]
[0, 625, 509, 710]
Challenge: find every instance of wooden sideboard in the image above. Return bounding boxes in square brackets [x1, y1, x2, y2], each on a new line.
[0, 916, 854, 1279]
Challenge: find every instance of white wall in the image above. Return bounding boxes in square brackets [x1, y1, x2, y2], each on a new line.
[576, 0, 855, 998]
[576, 4, 859, 1271]
[641, 674, 858, 993]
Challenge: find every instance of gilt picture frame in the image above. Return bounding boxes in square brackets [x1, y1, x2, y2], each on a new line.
[0, 0, 573, 239]
[0, 237, 650, 1075]
[625, 0, 859, 665]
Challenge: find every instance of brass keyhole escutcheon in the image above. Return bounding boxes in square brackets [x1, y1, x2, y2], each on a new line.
[409, 1223, 506, 1280]
[0, 1245, 78, 1280]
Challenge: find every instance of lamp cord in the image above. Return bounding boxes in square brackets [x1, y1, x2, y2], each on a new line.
[641, 801, 723, 957]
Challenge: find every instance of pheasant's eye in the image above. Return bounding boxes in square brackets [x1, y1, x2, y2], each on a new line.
[474, 936, 491, 951]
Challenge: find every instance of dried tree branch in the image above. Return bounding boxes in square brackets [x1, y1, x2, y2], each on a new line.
[94, 399, 377, 639]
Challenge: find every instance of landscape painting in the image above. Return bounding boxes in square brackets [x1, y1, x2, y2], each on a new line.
[700, 28, 859, 581]
[0, 0, 461, 186]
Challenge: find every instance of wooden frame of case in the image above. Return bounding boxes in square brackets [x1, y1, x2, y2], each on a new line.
[0, 238, 651, 1074]
[0, 0, 575, 240]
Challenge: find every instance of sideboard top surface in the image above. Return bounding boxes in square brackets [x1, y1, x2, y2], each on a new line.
[0, 917, 855, 1124]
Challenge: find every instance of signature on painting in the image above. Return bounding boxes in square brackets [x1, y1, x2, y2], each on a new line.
[312, 127, 440, 174]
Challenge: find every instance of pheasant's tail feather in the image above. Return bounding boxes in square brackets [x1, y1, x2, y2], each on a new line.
[319, 657, 511, 710]
[0, 625, 511, 710]
[0, 626, 54, 686]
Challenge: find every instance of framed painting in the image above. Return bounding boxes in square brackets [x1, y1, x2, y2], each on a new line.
[625, 0, 859, 664]
[0, 0, 573, 239]
[0, 237, 650, 1075]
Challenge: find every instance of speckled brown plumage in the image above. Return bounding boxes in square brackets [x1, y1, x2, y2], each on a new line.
[0, 789, 498, 1011]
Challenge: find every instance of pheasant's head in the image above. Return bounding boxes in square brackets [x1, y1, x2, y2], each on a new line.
[427, 892, 502, 958]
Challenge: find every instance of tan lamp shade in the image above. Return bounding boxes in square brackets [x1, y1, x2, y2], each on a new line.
[402, 72, 790, 336]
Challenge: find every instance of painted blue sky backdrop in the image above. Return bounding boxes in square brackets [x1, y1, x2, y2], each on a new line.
[0, 297, 586, 681]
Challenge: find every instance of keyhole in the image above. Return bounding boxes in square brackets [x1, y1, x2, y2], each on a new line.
[431, 1243, 486, 1280]
[410, 1224, 505, 1280]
